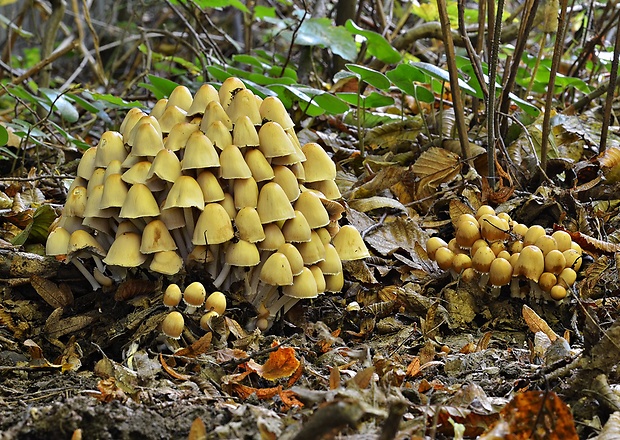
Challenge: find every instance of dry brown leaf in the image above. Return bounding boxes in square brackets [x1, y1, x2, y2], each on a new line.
[476, 332, 493, 352]
[349, 165, 409, 199]
[174, 332, 212, 358]
[245, 346, 300, 381]
[59, 336, 82, 372]
[449, 199, 475, 225]
[411, 147, 461, 179]
[188, 417, 207, 440]
[350, 365, 375, 389]
[329, 365, 341, 389]
[159, 353, 191, 381]
[555, 225, 620, 254]
[522, 305, 559, 341]
[405, 357, 421, 377]
[94, 378, 128, 403]
[114, 279, 160, 301]
[24, 339, 61, 368]
[594, 411, 620, 440]
[31, 274, 73, 308]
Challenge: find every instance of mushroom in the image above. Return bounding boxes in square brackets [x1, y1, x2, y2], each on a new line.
[161, 311, 184, 339]
[332, 225, 370, 261]
[205, 291, 227, 315]
[163, 284, 183, 309]
[426, 236, 448, 260]
[213, 239, 260, 288]
[187, 83, 219, 116]
[183, 281, 206, 314]
[163, 176, 204, 240]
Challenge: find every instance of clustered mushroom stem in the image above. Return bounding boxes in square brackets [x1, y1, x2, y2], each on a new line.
[213, 262, 232, 288]
[253, 282, 278, 310]
[172, 229, 189, 260]
[70, 259, 102, 291]
[248, 258, 268, 303]
[183, 208, 196, 242]
[92, 255, 106, 274]
[208, 244, 220, 279]
[266, 294, 294, 320]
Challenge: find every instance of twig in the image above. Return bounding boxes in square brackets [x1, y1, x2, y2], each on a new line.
[600, 11, 620, 152]
[281, 0, 308, 76]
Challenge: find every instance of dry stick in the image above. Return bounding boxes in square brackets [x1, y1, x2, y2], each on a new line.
[39, 0, 66, 91]
[599, 15, 620, 153]
[437, 0, 470, 160]
[540, 0, 570, 172]
[457, 0, 488, 101]
[486, 0, 504, 187]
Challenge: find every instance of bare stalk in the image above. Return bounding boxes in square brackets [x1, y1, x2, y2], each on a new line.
[600, 11, 620, 153]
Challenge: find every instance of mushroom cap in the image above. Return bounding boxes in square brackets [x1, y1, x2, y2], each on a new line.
[259, 96, 294, 129]
[150, 250, 183, 275]
[512, 222, 529, 237]
[219, 193, 236, 219]
[534, 235, 558, 256]
[183, 281, 207, 308]
[451, 253, 472, 273]
[46, 227, 71, 257]
[544, 249, 566, 275]
[220, 144, 252, 179]
[552, 230, 572, 252]
[95, 131, 127, 167]
[277, 243, 305, 276]
[244, 148, 275, 182]
[141, 219, 178, 253]
[563, 249, 582, 271]
[86, 169, 106, 194]
[257, 182, 296, 224]
[225, 240, 260, 266]
[159, 203, 186, 230]
[281, 210, 312, 243]
[426, 236, 448, 260]
[150, 98, 168, 120]
[193, 203, 234, 245]
[162, 311, 184, 339]
[257, 223, 286, 250]
[235, 207, 265, 243]
[167, 85, 193, 112]
[218, 77, 246, 107]
[301, 143, 336, 183]
[523, 225, 546, 246]
[164, 122, 199, 151]
[182, 131, 220, 170]
[258, 122, 296, 158]
[309, 265, 326, 294]
[121, 161, 152, 185]
[273, 165, 301, 202]
[435, 247, 455, 270]
[147, 149, 182, 182]
[476, 205, 496, 219]
[204, 120, 233, 150]
[131, 118, 164, 155]
[63, 185, 88, 217]
[187, 83, 220, 116]
[77, 147, 98, 180]
[293, 191, 330, 229]
[163, 284, 183, 307]
[318, 243, 342, 275]
[471, 246, 495, 273]
[479, 214, 509, 242]
[205, 291, 227, 315]
[164, 176, 204, 210]
[196, 171, 225, 203]
[515, 245, 545, 282]
[488, 257, 513, 286]
[550, 285, 567, 300]
[455, 220, 481, 248]
[67, 229, 106, 259]
[158, 105, 187, 133]
[227, 89, 261, 125]
[296, 230, 326, 265]
[324, 271, 344, 293]
[103, 232, 147, 267]
[306, 179, 341, 200]
[259, 252, 294, 286]
[103, 160, 123, 180]
[332, 225, 369, 261]
[100, 174, 129, 209]
[232, 115, 260, 147]
[233, 177, 259, 209]
[120, 107, 147, 139]
[120, 183, 161, 219]
[558, 267, 577, 288]
[283, 267, 318, 299]
[538, 272, 557, 292]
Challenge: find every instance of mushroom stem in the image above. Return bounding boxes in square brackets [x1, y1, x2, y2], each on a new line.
[183, 208, 195, 242]
[91, 255, 106, 274]
[70, 259, 102, 291]
[172, 228, 189, 260]
[213, 263, 231, 288]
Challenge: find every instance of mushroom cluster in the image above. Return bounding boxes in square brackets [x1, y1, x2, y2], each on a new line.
[46, 78, 369, 322]
[426, 205, 582, 301]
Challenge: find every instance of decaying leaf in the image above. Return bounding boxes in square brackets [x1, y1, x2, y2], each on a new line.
[555, 225, 620, 254]
[595, 411, 620, 440]
[114, 279, 160, 301]
[188, 417, 207, 440]
[160, 353, 192, 381]
[94, 377, 129, 403]
[411, 147, 461, 180]
[175, 332, 213, 358]
[245, 346, 300, 381]
[31, 274, 73, 308]
[24, 339, 61, 369]
[59, 336, 83, 372]
[522, 305, 559, 342]
[449, 199, 475, 225]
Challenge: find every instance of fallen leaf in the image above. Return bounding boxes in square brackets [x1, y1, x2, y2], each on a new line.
[188, 417, 207, 440]
[31, 274, 73, 308]
[522, 305, 559, 341]
[175, 332, 212, 358]
[159, 353, 191, 381]
[246, 346, 300, 381]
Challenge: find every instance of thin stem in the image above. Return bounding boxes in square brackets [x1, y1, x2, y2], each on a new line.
[600, 11, 620, 152]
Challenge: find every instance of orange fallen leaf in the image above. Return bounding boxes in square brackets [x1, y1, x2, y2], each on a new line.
[406, 357, 421, 377]
[188, 417, 207, 440]
[95, 378, 127, 403]
[175, 332, 212, 358]
[159, 353, 191, 381]
[246, 346, 300, 381]
[522, 305, 559, 341]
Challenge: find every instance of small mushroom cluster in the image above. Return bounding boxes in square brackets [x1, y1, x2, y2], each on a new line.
[426, 205, 582, 301]
[160, 282, 227, 340]
[46, 78, 369, 322]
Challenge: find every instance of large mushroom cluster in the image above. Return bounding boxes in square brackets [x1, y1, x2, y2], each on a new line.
[46, 78, 369, 323]
[426, 205, 582, 301]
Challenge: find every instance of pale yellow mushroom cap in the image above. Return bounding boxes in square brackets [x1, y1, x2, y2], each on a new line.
[256, 182, 296, 223]
[77, 147, 98, 180]
[258, 122, 296, 158]
[163, 176, 204, 211]
[219, 145, 252, 179]
[95, 131, 127, 167]
[283, 267, 318, 299]
[259, 96, 294, 129]
[227, 89, 261, 125]
[235, 207, 265, 243]
[183, 281, 207, 309]
[204, 120, 233, 150]
[225, 240, 260, 267]
[119, 183, 160, 219]
[205, 291, 227, 315]
[141, 219, 177, 254]
[150, 250, 183, 275]
[182, 131, 220, 170]
[103, 232, 147, 267]
[187, 83, 220, 116]
[162, 311, 184, 339]
[301, 143, 336, 183]
[260, 252, 294, 286]
[332, 225, 369, 261]
[192, 203, 234, 245]
[163, 284, 183, 308]
[166, 85, 193, 112]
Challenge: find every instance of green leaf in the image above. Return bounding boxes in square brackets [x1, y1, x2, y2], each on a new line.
[12, 205, 57, 246]
[411, 62, 478, 95]
[508, 92, 540, 117]
[295, 18, 357, 61]
[296, 86, 350, 114]
[39, 88, 79, 123]
[254, 5, 276, 18]
[346, 64, 390, 90]
[345, 20, 401, 64]
[0, 125, 8, 147]
[386, 64, 435, 102]
[336, 91, 394, 108]
[232, 54, 269, 70]
[90, 93, 143, 109]
[171, 0, 249, 13]
[147, 75, 181, 99]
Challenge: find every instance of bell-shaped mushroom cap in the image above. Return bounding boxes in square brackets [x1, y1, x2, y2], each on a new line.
[309, 265, 326, 294]
[315, 227, 332, 245]
[192, 203, 234, 245]
[227, 89, 261, 124]
[233, 177, 258, 209]
[289, 161, 305, 181]
[120, 153, 141, 170]
[150, 98, 168, 120]
[294, 191, 329, 228]
[147, 149, 181, 183]
[233, 115, 260, 147]
[205, 291, 227, 315]
[515, 245, 545, 282]
[67, 229, 106, 258]
[86, 169, 106, 194]
[121, 161, 163, 192]
[188, 83, 220, 116]
[277, 243, 304, 276]
[163, 284, 182, 308]
[301, 143, 336, 183]
[95, 131, 127, 167]
[296, 230, 326, 265]
[226, 240, 260, 266]
[282, 211, 312, 243]
[200, 101, 233, 131]
[245, 148, 274, 182]
[161, 311, 184, 339]
[197, 171, 225, 202]
[332, 225, 369, 261]
[141, 219, 177, 253]
[77, 147, 98, 180]
[103, 232, 147, 267]
[306, 179, 341, 200]
[324, 271, 344, 293]
[103, 160, 123, 180]
[131, 120, 165, 156]
[318, 243, 343, 275]
[183, 281, 207, 309]
[150, 250, 183, 275]
[260, 252, 293, 286]
[158, 105, 187, 133]
[258, 223, 286, 251]
[257, 182, 296, 224]
[220, 145, 252, 179]
[119, 183, 160, 219]
[235, 207, 265, 243]
[164, 122, 199, 151]
[167, 85, 193, 112]
[204, 120, 233, 150]
[116, 220, 140, 237]
[283, 267, 318, 299]
[46, 227, 70, 257]
[164, 176, 205, 211]
[258, 122, 296, 158]
[259, 96, 294, 129]
[63, 185, 88, 217]
[182, 131, 220, 170]
[83, 184, 107, 218]
[270, 132, 306, 166]
[187, 245, 213, 265]
[120, 107, 147, 139]
[220, 193, 236, 219]
[159, 203, 185, 230]
[219, 77, 246, 107]
[273, 165, 301, 202]
[127, 116, 162, 148]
